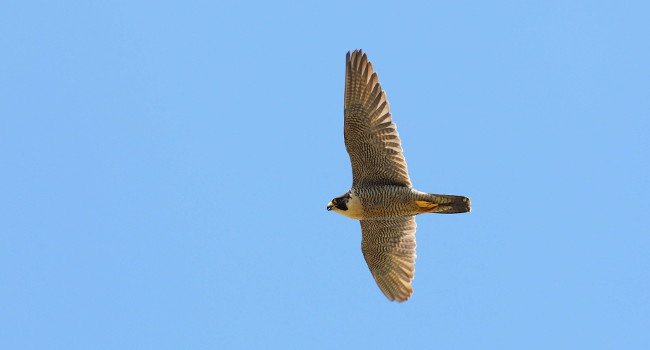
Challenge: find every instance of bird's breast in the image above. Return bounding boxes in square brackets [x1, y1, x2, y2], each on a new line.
[353, 186, 418, 219]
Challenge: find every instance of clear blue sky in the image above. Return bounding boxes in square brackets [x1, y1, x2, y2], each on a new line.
[2, 1, 648, 349]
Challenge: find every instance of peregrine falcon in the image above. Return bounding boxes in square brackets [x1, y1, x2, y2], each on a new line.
[327, 50, 471, 302]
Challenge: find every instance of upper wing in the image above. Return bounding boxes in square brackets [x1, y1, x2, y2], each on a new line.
[344, 50, 411, 187]
[360, 216, 417, 302]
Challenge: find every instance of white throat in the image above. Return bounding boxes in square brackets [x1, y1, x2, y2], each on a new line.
[336, 192, 363, 220]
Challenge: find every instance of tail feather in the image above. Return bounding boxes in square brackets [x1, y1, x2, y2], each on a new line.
[416, 194, 471, 214]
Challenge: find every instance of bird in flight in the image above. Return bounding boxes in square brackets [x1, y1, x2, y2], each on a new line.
[327, 50, 471, 302]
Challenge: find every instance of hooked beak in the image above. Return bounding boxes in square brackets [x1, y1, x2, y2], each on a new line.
[327, 201, 334, 211]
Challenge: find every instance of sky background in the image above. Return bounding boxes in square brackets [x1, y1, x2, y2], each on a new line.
[1, 1, 649, 349]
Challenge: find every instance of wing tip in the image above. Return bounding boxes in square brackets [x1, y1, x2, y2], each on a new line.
[382, 283, 413, 302]
[346, 49, 368, 66]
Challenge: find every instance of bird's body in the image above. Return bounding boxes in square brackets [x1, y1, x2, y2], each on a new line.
[333, 186, 470, 220]
[327, 50, 471, 302]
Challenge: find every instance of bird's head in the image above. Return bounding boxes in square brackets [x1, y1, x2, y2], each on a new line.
[327, 192, 352, 213]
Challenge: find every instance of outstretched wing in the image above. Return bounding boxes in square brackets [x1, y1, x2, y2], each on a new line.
[344, 50, 411, 187]
[360, 216, 417, 302]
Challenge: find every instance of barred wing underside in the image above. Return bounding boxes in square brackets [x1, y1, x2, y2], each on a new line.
[344, 50, 411, 187]
[360, 216, 417, 302]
